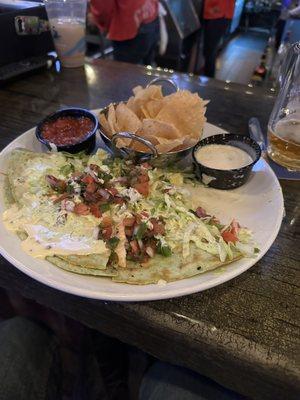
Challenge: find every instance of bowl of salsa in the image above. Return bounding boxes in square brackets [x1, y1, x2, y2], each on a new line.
[36, 108, 98, 154]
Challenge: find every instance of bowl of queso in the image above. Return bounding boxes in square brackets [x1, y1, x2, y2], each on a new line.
[192, 134, 261, 189]
[36, 108, 98, 154]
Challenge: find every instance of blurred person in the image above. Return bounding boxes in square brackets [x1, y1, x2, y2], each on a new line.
[90, 0, 159, 65]
[202, 0, 235, 77]
[275, 0, 300, 49]
[0, 316, 245, 400]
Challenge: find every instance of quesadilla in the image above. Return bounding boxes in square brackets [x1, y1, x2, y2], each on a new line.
[2, 148, 257, 284]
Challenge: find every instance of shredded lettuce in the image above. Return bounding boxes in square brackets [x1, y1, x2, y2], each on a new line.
[85, 150, 258, 262]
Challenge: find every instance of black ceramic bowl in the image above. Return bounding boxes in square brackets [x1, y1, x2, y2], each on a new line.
[192, 134, 261, 190]
[35, 108, 98, 154]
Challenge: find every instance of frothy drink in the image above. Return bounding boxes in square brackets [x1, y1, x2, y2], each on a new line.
[268, 119, 300, 170]
[44, 0, 87, 68]
[51, 18, 85, 68]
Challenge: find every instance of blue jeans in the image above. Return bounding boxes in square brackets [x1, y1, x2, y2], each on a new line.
[0, 317, 61, 400]
[140, 362, 245, 400]
[112, 18, 159, 65]
[0, 317, 243, 400]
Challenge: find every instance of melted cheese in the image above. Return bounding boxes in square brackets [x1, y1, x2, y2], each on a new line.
[3, 202, 108, 259]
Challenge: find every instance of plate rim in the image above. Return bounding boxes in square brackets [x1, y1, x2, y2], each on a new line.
[0, 123, 284, 301]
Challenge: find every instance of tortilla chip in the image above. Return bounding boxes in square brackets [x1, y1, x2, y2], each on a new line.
[128, 134, 160, 153]
[46, 256, 117, 277]
[126, 85, 163, 119]
[141, 105, 151, 119]
[171, 137, 198, 152]
[132, 85, 143, 95]
[99, 84, 208, 154]
[144, 99, 163, 118]
[99, 113, 112, 137]
[140, 119, 181, 140]
[155, 90, 207, 139]
[129, 119, 184, 153]
[126, 96, 140, 116]
[134, 85, 163, 101]
[155, 138, 186, 154]
[115, 103, 142, 133]
[107, 104, 119, 134]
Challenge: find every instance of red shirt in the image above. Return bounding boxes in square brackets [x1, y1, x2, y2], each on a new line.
[90, 0, 158, 41]
[203, 0, 235, 19]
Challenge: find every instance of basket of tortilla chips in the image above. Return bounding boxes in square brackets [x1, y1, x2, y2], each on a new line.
[98, 78, 208, 166]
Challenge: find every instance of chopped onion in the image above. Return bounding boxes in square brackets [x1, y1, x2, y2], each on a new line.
[146, 246, 154, 258]
[113, 177, 127, 183]
[61, 200, 75, 212]
[93, 226, 100, 240]
[98, 189, 110, 200]
[133, 225, 139, 236]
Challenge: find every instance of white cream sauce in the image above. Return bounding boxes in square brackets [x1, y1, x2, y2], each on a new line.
[195, 144, 253, 170]
[21, 225, 108, 258]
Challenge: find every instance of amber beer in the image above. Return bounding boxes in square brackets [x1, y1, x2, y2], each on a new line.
[267, 119, 300, 170]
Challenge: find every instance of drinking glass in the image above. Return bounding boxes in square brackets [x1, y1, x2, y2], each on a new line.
[267, 42, 300, 170]
[44, 0, 87, 68]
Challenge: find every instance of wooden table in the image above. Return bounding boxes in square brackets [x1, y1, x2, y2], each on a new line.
[0, 60, 299, 400]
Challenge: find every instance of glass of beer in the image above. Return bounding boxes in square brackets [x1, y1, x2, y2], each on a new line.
[44, 0, 87, 68]
[267, 42, 300, 170]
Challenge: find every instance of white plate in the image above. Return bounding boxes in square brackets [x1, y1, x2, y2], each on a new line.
[0, 122, 284, 301]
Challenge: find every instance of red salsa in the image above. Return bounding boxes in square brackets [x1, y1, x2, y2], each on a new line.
[41, 116, 94, 146]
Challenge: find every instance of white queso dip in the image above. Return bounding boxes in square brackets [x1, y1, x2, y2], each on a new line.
[195, 144, 253, 170]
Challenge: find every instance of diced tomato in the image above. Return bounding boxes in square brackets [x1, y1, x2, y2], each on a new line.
[130, 240, 139, 254]
[125, 227, 134, 238]
[73, 203, 90, 215]
[123, 217, 136, 227]
[113, 197, 125, 205]
[107, 187, 119, 196]
[89, 164, 100, 173]
[135, 215, 142, 225]
[195, 207, 208, 218]
[86, 181, 97, 193]
[222, 231, 238, 243]
[83, 191, 101, 203]
[141, 211, 149, 218]
[140, 162, 152, 170]
[81, 175, 94, 185]
[133, 182, 149, 197]
[230, 219, 240, 236]
[45, 175, 66, 192]
[102, 226, 113, 240]
[137, 173, 149, 183]
[101, 216, 112, 227]
[90, 204, 102, 218]
[150, 219, 165, 235]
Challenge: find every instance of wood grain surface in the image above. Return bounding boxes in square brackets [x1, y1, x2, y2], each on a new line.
[0, 60, 299, 400]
